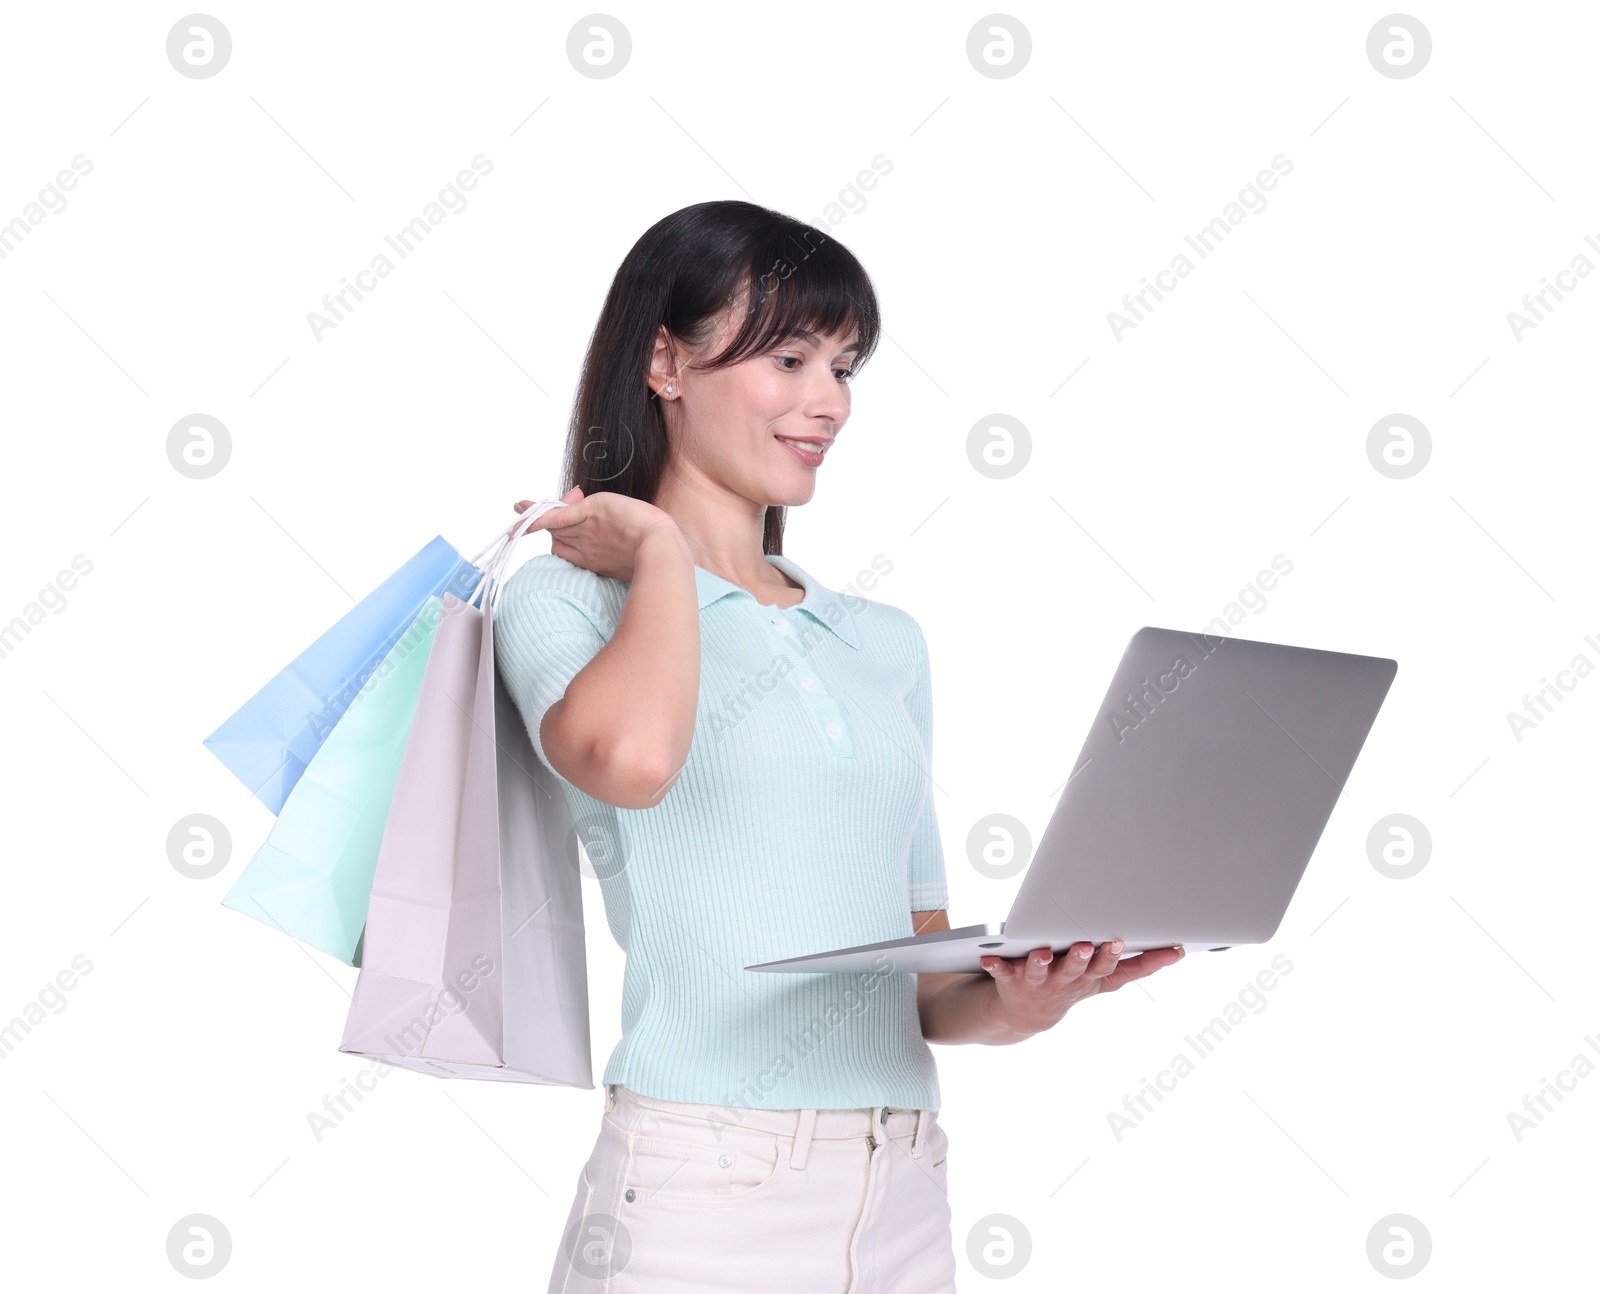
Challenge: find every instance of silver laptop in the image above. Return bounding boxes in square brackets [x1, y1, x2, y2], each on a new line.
[747, 627, 1396, 974]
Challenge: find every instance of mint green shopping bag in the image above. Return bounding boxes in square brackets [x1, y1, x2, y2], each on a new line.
[220, 597, 444, 965]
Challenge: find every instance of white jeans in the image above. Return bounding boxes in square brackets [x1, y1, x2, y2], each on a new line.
[546, 1082, 957, 1293]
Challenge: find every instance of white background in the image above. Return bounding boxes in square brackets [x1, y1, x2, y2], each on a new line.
[1, 2, 1595, 1288]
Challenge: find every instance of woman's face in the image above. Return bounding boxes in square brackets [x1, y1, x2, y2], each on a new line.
[654, 303, 859, 508]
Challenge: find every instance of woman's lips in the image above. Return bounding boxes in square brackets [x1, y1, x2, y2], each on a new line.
[776, 435, 829, 467]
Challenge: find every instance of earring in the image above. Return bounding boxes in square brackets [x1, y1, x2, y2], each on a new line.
[663, 381, 676, 396]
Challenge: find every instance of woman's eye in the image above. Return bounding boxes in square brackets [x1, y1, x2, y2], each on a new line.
[775, 355, 856, 383]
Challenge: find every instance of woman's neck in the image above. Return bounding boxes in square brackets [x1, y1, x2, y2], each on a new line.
[655, 472, 793, 599]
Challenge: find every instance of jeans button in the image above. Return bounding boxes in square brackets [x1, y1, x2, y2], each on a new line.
[625, 1188, 636, 1202]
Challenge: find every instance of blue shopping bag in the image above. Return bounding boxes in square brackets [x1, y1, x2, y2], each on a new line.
[220, 596, 444, 964]
[204, 536, 482, 814]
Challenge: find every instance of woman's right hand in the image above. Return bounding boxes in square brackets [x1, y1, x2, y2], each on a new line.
[511, 488, 687, 583]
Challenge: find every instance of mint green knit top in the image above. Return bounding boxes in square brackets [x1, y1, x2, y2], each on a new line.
[493, 550, 949, 1111]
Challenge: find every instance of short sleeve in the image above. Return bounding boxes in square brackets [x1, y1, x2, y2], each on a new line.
[493, 559, 610, 781]
[904, 620, 949, 911]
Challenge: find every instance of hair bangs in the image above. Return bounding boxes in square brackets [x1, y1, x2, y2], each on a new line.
[706, 229, 882, 374]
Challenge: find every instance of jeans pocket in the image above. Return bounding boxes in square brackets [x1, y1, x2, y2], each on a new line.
[928, 1115, 950, 1176]
[623, 1125, 784, 1207]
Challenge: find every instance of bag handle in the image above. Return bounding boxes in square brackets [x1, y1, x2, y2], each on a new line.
[461, 496, 571, 614]
[463, 502, 557, 568]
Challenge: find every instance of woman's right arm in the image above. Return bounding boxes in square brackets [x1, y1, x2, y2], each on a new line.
[519, 493, 701, 810]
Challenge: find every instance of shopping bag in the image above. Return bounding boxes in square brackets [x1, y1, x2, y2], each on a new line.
[204, 535, 484, 814]
[338, 500, 592, 1085]
[218, 595, 444, 966]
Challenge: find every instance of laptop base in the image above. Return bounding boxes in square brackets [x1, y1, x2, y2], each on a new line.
[746, 922, 1211, 975]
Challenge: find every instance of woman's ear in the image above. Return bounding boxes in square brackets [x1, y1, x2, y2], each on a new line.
[647, 324, 681, 399]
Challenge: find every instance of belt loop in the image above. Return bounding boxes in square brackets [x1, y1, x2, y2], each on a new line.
[911, 1108, 928, 1158]
[789, 1108, 817, 1170]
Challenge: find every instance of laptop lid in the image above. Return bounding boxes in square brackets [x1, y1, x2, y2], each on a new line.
[1001, 627, 1397, 948]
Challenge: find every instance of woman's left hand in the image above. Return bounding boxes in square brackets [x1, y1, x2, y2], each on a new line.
[980, 941, 1185, 1037]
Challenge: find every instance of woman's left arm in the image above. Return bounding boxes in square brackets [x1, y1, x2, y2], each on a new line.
[912, 909, 1187, 1045]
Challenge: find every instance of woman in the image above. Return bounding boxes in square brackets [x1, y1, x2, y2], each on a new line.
[493, 200, 1184, 1293]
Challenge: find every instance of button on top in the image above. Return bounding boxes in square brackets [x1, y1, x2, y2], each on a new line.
[718, 1154, 732, 1167]
[751, 602, 853, 756]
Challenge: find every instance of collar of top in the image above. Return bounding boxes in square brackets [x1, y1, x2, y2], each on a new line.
[693, 554, 862, 651]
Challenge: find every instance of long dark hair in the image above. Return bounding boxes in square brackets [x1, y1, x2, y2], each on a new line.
[561, 200, 882, 555]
